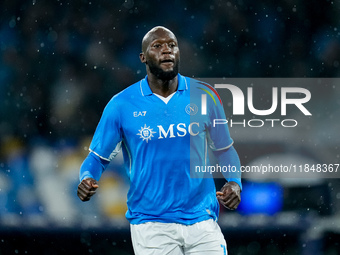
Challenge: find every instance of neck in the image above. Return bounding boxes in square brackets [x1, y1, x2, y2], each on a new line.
[147, 73, 178, 97]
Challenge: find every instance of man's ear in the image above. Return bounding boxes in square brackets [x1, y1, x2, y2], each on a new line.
[140, 52, 146, 63]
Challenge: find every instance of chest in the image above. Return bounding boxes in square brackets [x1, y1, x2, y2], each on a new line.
[119, 92, 206, 144]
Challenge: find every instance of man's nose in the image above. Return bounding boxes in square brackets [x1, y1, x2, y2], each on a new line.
[161, 44, 171, 53]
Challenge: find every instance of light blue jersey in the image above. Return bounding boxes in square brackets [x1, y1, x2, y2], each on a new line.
[88, 74, 239, 225]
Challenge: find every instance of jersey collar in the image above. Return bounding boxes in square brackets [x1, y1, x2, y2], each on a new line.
[140, 74, 188, 96]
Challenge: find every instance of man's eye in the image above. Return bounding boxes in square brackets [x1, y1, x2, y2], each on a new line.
[169, 43, 176, 48]
[153, 44, 161, 48]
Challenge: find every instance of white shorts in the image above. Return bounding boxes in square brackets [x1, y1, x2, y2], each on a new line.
[130, 219, 227, 255]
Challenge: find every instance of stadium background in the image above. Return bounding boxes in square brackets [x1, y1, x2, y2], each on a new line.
[0, 0, 340, 254]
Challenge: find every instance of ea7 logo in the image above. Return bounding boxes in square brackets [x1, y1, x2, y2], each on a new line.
[134, 111, 147, 117]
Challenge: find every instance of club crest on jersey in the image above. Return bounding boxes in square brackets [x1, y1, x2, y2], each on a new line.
[137, 124, 156, 143]
[185, 103, 198, 115]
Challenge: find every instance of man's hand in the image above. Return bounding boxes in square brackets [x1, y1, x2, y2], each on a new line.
[77, 178, 99, 202]
[216, 181, 241, 210]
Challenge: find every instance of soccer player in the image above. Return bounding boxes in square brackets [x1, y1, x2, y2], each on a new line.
[77, 26, 241, 255]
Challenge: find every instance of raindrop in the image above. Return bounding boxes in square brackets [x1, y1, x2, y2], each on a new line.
[9, 18, 16, 28]
[123, 0, 134, 9]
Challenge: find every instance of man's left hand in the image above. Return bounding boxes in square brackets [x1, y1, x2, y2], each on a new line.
[216, 181, 241, 210]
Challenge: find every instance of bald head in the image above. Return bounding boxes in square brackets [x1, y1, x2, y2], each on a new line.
[141, 26, 177, 53]
[139, 26, 180, 81]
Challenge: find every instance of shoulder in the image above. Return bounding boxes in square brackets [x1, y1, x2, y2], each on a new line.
[186, 77, 223, 106]
[105, 80, 143, 109]
[185, 76, 216, 93]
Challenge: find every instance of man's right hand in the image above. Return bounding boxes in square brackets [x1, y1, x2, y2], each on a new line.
[77, 178, 99, 202]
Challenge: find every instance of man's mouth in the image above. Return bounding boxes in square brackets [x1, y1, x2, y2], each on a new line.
[161, 59, 174, 63]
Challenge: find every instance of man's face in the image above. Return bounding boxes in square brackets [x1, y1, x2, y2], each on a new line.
[141, 28, 180, 80]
